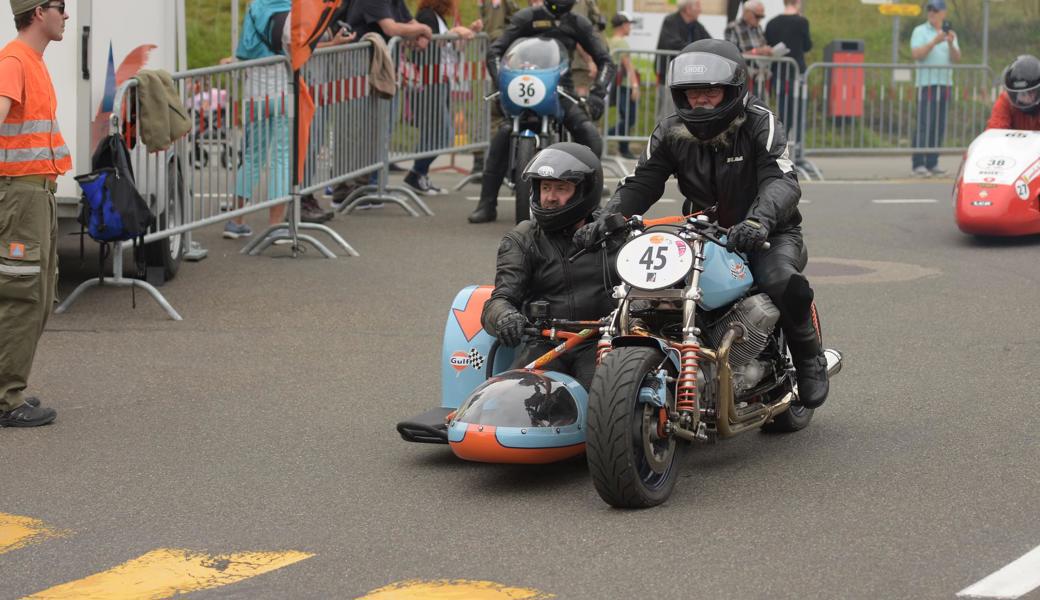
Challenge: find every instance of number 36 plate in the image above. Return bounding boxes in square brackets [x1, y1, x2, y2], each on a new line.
[616, 232, 693, 290]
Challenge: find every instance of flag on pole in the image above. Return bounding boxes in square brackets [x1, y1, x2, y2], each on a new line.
[290, 0, 340, 183]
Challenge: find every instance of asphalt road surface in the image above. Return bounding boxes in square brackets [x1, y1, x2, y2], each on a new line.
[1, 171, 1039, 600]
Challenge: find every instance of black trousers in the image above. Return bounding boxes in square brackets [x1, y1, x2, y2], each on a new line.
[478, 101, 603, 205]
[746, 229, 822, 358]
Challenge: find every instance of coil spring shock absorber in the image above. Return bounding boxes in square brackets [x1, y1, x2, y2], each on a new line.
[676, 342, 701, 414]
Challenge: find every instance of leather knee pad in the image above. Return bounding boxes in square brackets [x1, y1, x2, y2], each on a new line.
[781, 273, 814, 317]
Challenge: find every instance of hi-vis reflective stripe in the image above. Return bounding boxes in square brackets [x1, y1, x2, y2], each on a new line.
[0, 513, 63, 555]
[24, 548, 314, 600]
[0, 145, 71, 164]
[0, 120, 59, 136]
[0, 264, 41, 276]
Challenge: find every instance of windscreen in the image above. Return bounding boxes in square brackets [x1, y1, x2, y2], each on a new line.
[454, 371, 578, 428]
[502, 38, 568, 71]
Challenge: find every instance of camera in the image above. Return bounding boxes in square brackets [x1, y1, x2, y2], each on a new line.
[941, 20, 952, 33]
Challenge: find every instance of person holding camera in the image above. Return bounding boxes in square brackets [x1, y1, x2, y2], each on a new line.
[909, 0, 960, 177]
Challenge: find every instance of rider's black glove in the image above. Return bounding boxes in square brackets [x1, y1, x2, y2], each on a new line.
[585, 94, 606, 121]
[494, 311, 528, 347]
[726, 219, 769, 254]
[573, 219, 608, 252]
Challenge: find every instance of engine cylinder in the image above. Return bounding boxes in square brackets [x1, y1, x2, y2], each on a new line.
[704, 294, 780, 367]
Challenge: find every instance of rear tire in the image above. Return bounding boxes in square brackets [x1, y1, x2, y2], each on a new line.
[143, 157, 186, 281]
[586, 346, 682, 508]
[514, 136, 536, 224]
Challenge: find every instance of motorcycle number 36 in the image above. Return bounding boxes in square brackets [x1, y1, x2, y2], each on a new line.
[507, 76, 547, 106]
[616, 232, 694, 291]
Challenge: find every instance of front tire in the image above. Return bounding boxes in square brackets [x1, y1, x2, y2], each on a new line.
[513, 136, 536, 224]
[586, 346, 682, 508]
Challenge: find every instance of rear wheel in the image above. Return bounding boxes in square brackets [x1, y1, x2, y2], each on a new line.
[586, 346, 682, 508]
[513, 136, 536, 224]
[143, 157, 186, 281]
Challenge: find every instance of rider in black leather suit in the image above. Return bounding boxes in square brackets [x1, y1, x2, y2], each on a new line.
[481, 143, 614, 389]
[468, 0, 616, 224]
[573, 39, 830, 408]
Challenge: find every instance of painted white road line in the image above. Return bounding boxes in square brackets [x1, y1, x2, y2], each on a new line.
[872, 199, 938, 204]
[957, 545, 1040, 599]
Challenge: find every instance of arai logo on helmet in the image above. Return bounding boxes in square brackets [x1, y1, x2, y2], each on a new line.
[683, 64, 708, 75]
[538, 166, 555, 177]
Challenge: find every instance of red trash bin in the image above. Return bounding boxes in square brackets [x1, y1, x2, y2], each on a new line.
[824, 40, 865, 118]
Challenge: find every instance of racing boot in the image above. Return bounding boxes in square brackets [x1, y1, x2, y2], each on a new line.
[779, 274, 828, 409]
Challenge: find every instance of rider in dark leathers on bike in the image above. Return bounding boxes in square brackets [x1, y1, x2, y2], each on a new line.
[468, 0, 616, 224]
[481, 143, 615, 389]
[573, 39, 830, 408]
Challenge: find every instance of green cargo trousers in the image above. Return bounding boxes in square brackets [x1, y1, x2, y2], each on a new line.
[0, 176, 58, 412]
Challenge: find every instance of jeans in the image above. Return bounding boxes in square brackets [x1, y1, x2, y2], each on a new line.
[607, 86, 637, 154]
[912, 85, 950, 170]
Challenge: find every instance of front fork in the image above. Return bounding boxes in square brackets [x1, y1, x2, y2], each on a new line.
[674, 235, 707, 437]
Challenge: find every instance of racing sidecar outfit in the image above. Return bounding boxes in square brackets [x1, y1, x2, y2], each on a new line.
[481, 217, 616, 389]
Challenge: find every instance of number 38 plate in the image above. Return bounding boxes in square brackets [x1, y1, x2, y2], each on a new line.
[615, 232, 693, 291]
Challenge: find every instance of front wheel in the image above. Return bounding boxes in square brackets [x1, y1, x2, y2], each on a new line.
[513, 136, 536, 224]
[586, 346, 682, 508]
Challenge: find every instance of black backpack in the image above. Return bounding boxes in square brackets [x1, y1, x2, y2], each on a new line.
[74, 133, 156, 279]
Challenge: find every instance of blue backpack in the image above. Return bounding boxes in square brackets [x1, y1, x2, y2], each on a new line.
[75, 134, 155, 244]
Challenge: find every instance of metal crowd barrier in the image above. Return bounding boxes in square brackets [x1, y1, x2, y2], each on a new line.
[799, 62, 996, 163]
[389, 33, 490, 189]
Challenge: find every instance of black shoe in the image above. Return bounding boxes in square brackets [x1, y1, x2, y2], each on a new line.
[619, 150, 637, 160]
[300, 195, 333, 223]
[793, 353, 829, 409]
[468, 204, 497, 223]
[0, 401, 56, 427]
[404, 171, 443, 195]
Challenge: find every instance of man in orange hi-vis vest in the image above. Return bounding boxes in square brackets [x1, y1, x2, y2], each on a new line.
[0, 0, 70, 427]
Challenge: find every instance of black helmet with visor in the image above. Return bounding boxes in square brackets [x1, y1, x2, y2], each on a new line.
[1003, 55, 1040, 114]
[521, 142, 602, 231]
[668, 39, 750, 140]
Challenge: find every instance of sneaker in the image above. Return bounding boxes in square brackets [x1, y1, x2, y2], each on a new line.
[404, 171, 443, 195]
[912, 166, 931, 177]
[25, 396, 41, 407]
[929, 167, 948, 176]
[222, 221, 253, 239]
[300, 195, 334, 223]
[0, 401, 56, 427]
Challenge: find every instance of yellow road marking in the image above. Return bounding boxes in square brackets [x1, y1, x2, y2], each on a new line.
[23, 548, 314, 600]
[358, 579, 555, 600]
[0, 513, 63, 555]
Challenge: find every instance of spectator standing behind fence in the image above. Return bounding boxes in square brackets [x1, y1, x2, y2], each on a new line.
[910, 0, 959, 177]
[0, 0, 70, 428]
[344, 0, 433, 205]
[409, 0, 477, 195]
[222, 0, 294, 240]
[987, 55, 1040, 131]
[656, 0, 711, 117]
[725, 1, 771, 56]
[569, 0, 606, 98]
[765, 0, 810, 137]
[607, 12, 639, 160]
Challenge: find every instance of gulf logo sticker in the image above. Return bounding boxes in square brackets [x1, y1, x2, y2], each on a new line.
[649, 235, 665, 244]
[450, 352, 470, 373]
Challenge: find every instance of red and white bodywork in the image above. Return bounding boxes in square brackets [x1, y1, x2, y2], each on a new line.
[955, 129, 1040, 236]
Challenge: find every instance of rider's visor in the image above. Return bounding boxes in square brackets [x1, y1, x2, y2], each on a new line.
[521, 148, 594, 184]
[1006, 82, 1040, 110]
[668, 52, 743, 89]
